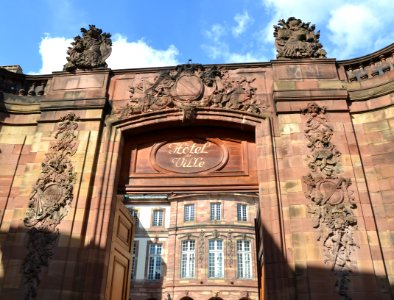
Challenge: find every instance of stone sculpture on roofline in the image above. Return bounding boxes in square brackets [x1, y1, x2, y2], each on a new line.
[63, 25, 112, 72]
[274, 17, 327, 59]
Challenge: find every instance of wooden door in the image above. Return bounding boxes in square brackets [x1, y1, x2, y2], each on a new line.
[105, 198, 135, 300]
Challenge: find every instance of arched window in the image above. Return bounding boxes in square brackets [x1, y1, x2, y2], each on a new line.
[180, 297, 193, 300]
[208, 239, 224, 278]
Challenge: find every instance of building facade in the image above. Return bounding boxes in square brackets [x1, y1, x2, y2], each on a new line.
[0, 21, 394, 300]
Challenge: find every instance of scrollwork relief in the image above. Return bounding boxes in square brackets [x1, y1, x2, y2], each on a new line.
[116, 64, 268, 119]
[23, 112, 79, 300]
[302, 103, 357, 298]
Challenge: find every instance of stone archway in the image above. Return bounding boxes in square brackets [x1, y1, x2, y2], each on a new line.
[83, 108, 280, 300]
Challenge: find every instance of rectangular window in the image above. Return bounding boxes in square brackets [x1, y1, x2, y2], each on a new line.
[237, 240, 252, 278]
[210, 203, 221, 221]
[131, 241, 138, 279]
[130, 208, 139, 228]
[184, 204, 195, 222]
[147, 243, 162, 280]
[181, 240, 195, 278]
[152, 209, 164, 227]
[208, 239, 224, 278]
[237, 204, 247, 221]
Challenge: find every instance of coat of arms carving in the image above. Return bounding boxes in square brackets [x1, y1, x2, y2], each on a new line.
[63, 25, 112, 72]
[117, 64, 267, 119]
[274, 17, 327, 59]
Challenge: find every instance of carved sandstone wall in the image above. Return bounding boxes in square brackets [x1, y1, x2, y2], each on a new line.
[0, 43, 393, 300]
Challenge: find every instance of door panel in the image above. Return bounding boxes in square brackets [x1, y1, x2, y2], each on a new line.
[106, 198, 135, 300]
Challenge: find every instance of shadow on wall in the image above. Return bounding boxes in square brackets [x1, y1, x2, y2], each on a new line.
[0, 223, 113, 299]
[260, 220, 393, 300]
[0, 221, 393, 299]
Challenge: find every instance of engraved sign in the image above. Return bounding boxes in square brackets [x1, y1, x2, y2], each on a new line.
[152, 139, 228, 174]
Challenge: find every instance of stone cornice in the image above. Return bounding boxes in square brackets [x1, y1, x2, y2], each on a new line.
[337, 43, 394, 67]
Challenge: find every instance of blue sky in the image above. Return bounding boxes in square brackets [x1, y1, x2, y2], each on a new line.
[1, 0, 393, 74]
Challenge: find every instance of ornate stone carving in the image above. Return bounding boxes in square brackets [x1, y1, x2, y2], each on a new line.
[198, 230, 205, 267]
[227, 232, 234, 267]
[116, 64, 267, 118]
[63, 25, 112, 72]
[302, 103, 357, 297]
[23, 113, 79, 299]
[273, 17, 327, 59]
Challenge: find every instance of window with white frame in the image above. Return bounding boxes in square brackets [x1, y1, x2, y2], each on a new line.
[237, 240, 252, 278]
[152, 209, 164, 227]
[131, 241, 138, 279]
[184, 204, 195, 222]
[237, 203, 248, 221]
[208, 239, 224, 278]
[147, 243, 162, 280]
[181, 240, 195, 278]
[210, 202, 221, 221]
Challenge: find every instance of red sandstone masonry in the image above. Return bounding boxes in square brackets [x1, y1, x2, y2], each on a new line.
[1, 44, 394, 299]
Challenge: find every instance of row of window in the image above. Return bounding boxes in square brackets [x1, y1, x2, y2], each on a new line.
[186, 203, 248, 222]
[130, 209, 164, 227]
[131, 239, 252, 280]
[130, 203, 249, 228]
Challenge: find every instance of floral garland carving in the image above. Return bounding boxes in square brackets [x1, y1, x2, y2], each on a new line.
[302, 103, 357, 298]
[23, 113, 79, 299]
[198, 230, 205, 267]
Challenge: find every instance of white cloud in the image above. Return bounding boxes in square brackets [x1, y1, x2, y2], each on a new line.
[226, 52, 266, 63]
[232, 11, 253, 37]
[260, 0, 394, 59]
[205, 24, 226, 43]
[31, 35, 72, 74]
[260, 0, 342, 44]
[327, 4, 381, 58]
[31, 33, 180, 74]
[107, 34, 179, 69]
[202, 23, 267, 63]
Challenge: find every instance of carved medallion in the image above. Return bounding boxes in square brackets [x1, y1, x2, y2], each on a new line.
[171, 75, 203, 102]
[151, 139, 228, 174]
